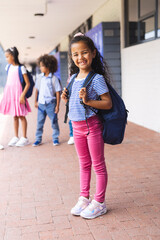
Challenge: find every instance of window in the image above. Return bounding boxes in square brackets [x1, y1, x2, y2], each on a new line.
[125, 0, 159, 47]
[140, 17, 155, 40]
[140, 0, 155, 17]
[127, 0, 138, 45]
[69, 16, 92, 41]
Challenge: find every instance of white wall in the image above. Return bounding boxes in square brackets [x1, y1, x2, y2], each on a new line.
[92, 0, 121, 27]
[121, 39, 160, 132]
[60, 36, 69, 52]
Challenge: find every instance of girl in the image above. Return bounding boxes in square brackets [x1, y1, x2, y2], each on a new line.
[32, 54, 61, 147]
[0, 47, 31, 147]
[61, 33, 112, 219]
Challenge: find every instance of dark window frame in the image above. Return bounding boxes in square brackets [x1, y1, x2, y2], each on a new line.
[69, 16, 92, 41]
[124, 0, 159, 47]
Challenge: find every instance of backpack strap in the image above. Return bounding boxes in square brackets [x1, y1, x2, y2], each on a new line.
[81, 71, 98, 114]
[80, 71, 97, 135]
[6, 64, 24, 89]
[80, 71, 96, 105]
[18, 65, 24, 85]
[6, 64, 11, 74]
[52, 75, 63, 97]
[64, 71, 97, 124]
[7, 64, 24, 89]
[7, 64, 24, 86]
[57, 77, 62, 92]
[64, 74, 77, 123]
[51, 74, 56, 95]
[66, 74, 77, 96]
[64, 101, 69, 123]
[82, 71, 96, 88]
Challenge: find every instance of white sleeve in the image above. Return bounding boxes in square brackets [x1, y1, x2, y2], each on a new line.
[54, 76, 62, 92]
[5, 64, 9, 71]
[21, 65, 27, 75]
[35, 75, 42, 91]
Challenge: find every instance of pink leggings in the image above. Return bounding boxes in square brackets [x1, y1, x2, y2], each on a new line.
[72, 115, 108, 203]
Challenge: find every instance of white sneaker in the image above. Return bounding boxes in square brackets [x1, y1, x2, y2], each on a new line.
[68, 137, 74, 145]
[8, 137, 19, 146]
[71, 196, 91, 216]
[80, 199, 107, 219]
[16, 137, 29, 147]
[0, 144, 4, 150]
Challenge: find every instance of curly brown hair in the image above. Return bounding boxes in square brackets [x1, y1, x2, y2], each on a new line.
[38, 54, 57, 73]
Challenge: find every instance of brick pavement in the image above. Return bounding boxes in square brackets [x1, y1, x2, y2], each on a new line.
[0, 96, 160, 240]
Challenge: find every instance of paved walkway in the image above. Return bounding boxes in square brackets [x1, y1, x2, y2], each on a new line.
[0, 96, 160, 240]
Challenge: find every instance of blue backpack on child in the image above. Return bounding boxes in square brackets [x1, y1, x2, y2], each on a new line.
[64, 71, 128, 145]
[7, 64, 35, 98]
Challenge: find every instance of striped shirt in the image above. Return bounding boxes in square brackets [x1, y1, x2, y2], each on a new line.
[68, 73, 109, 121]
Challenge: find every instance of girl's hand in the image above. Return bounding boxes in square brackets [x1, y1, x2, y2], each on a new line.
[55, 106, 59, 114]
[35, 101, 38, 108]
[20, 94, 25, 105]
[61, 88, 68, 104]
[79, 87, 88, 104]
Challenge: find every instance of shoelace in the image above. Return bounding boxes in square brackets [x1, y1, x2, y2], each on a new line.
[76, 199, 86, 208]
[88, 201, 103, 211]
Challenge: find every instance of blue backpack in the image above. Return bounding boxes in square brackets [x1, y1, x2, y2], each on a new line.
[64, 71, 128, 145]
[7, 64, 35, 98]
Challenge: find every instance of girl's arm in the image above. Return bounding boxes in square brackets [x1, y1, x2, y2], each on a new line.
[35, 89, 39, 108]
[20, 74, 30, 104]
[79, 87, 112, 110]
[55, 91, 60, 113]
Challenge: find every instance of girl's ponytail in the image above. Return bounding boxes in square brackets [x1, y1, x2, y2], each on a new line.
[6, 46, 21, 65]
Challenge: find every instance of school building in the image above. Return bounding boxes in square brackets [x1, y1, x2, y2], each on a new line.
[0, 0, 160, 133]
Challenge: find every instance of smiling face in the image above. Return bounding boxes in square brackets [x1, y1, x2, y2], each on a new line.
[71, 41, 96, 73]
[5, 51, 15, 65]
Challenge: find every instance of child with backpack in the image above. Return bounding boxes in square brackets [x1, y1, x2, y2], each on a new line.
[32, 54, 61, 147]
[61, 33, 112, 219]
[0, 47, 31, 147]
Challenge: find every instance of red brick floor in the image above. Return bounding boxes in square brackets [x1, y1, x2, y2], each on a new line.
[0, 97, 160, 240]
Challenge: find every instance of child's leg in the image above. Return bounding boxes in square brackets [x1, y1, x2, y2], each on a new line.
[35, 104, 46, 142]
[72, 121, 92, 199]
[19, 116, 27, 138]
[14, 116, 19, 137]
[46, 101, 59, 142]
[87, 117, 108, 203]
